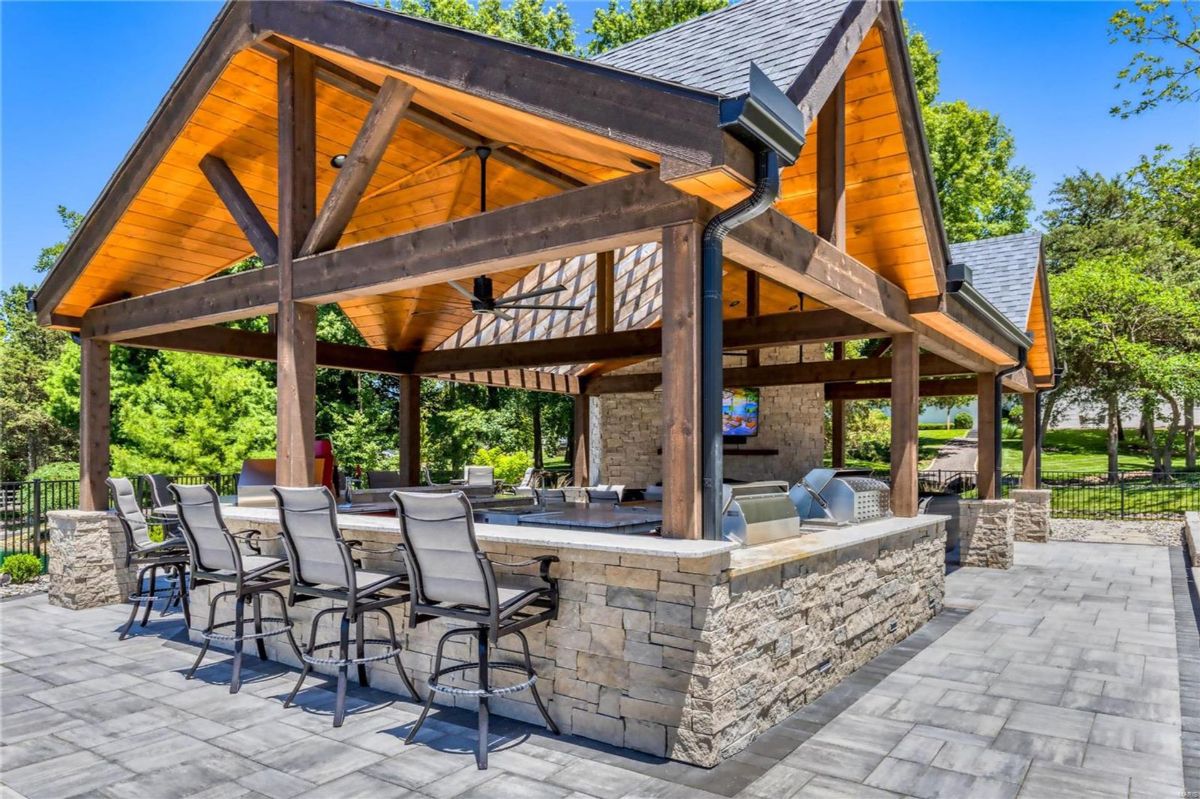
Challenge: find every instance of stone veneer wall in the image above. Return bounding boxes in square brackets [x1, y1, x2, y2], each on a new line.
[183, 517, 946, 767]
[45, 510, 136, 610]
[1010, 489, 1051, 543]
[959, 499, 1015, 569]
[593, 344, 826, 487]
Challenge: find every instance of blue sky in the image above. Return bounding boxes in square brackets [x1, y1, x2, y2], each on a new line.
[2, 0, 1196, 291]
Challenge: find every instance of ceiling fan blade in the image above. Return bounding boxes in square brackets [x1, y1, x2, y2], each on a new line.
[447, 280, 480, 303]
[486, 308, 515, 321]
[498, 304, 585, 312]
[494, 284, 568, 305]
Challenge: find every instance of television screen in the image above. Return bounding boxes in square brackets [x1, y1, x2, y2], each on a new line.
[723, 388, 760, 437]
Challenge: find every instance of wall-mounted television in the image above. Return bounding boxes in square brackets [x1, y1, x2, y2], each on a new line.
[723, 388, 760, 437]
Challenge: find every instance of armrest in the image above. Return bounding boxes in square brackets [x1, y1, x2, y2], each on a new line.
[487, 553, 559, 582]
[346, 540, 405, 557]
[229, 528, 280, 554]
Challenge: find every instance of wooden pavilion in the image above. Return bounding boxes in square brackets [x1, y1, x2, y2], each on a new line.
[34, 0, 1057, 540]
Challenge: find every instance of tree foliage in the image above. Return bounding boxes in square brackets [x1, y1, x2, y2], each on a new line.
[587, 0, 727, 54]
[1109, 0, 1200, 117]
[387, 0, 576, 53]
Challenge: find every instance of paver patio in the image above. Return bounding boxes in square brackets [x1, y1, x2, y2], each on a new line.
[1, 540, 1192, 799]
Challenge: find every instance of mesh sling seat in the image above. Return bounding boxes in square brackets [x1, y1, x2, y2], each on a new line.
[169, 483, 302, 694]
[272, 486, 419, 727]
[391, 490, 561, 770]
[107, 477, 190, 640]
[142, 473, 181, 534]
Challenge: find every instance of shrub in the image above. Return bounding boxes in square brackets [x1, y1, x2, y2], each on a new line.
[472, 447, 534, 485]
[847, 409, 891, 463]
[1001, 422, 1021, 441]
[1, 553, 43, 584]
[952, 412, 974, 430]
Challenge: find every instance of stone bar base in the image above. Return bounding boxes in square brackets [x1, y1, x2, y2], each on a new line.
[46, 510, 135, 610]
[1011, 489, 1051, 543]
[959, 499, 1015, 569]
[196, 510, 946, 766]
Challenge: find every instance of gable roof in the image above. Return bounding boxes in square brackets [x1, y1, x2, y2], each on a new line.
[949, 231, 1042, 331]
[594, 0, 867, 99]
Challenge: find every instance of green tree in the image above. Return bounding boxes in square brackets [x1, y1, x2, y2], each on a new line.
[906, 28, 1033, 242]
[587, 0, 726, 55]
[1110, 0, 1200, 117]
[388, 0, 576, 53]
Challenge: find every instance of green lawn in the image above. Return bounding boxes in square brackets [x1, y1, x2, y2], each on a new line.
[1001, 428, 1175, 473]
[840, 426, 971, 473]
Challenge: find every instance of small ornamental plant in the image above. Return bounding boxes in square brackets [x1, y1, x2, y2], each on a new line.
[0, 553, 43, 584]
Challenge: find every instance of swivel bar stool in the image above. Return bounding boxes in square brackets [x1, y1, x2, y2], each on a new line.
[391, 490, 560, 769]
[107, 477, 190, 639]
[272, 486, 418, 727]
[169, 483, 302, 694]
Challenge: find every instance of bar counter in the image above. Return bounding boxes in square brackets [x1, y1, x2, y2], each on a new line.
[177, 506, 948, 766]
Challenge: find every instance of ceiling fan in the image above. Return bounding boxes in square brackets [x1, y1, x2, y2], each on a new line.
[425, 146, 585, 322]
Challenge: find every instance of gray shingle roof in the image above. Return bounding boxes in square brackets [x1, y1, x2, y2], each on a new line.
[593, 0, 857, 97]
[949, 231, 1043, 331]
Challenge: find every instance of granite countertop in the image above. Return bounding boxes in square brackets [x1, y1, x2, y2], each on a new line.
[220, 505, 737, 560]
[727, 514, 950, 577]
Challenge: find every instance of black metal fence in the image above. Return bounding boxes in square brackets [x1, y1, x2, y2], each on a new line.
[913, 468, 1200, 520]
[0, 474, 239, 564]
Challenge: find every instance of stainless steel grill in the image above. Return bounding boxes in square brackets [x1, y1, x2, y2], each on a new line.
[791, 469, 892, 525]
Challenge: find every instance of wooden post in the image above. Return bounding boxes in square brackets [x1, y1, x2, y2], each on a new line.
[79, 337, 111, 511]
[276, 48, 318, 486]
[890, 333, 919, 517]
[745, 271, 760, 369]
[1021, 392, 1038, 489]
[596, 250, 615, 335]
[1186, 397, 1196, 471]
[573, 396, 590, 487]
[977, 373, 998, 499]
[817, 77, 846, 248]
[661, 222, 702, 539]
[398, 375, 421, 485]
[831, 341, 846, 468]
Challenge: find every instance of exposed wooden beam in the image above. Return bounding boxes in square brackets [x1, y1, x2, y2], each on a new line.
[825, 377, 979, 401]
[277, 47, 318, 487]
[34, 3, 253, 324]
[120, 325, 408, 374]
[890, 333, 919, 517]
[745, 271, 761, 369]
[1022, 392, 1038, 490]
[830, 340, 845, 467]
[292, 170, 698, 305]
[412, 309, 877, 375]
[398, 375, 421, 485]
[595, 251, 615, 336]
[79, 338, 110, 512]
[573, 397, 590, 487]
[816, 77, 846, 248]
[80, 171, 698, 341]
[251, 2, 735, 177]
[301, 75, 415, 255]
[725, 208, 911, 333]
[661, 221, 702, 540]
[199, 155, 279, 265]
[588, 353, 966, 395]
[435, 369, 580, 394]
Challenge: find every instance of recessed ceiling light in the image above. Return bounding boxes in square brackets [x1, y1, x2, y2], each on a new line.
[330, 154, 347, 168]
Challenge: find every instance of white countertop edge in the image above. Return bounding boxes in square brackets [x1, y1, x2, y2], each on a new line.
[728, 514, 950, 576]
[220, 505, 738, 559]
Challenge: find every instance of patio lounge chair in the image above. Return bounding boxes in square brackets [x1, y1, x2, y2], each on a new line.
[508, 467, 539, 496]
[586, 485, 625, 505]
[367, 470, 404, 489]
[169, 483, 302, 693]
[271, 486, 418, 726]
[391, 490, 560, 769]
[107, 477, 190, 640]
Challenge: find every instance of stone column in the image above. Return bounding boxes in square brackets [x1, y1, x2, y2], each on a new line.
[959, 499, 1015, 569]
[1011, 489, 1051, 543]
[46, 510, 135, 609]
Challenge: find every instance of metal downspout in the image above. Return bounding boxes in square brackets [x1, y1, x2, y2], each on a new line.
[699, 149, 781, 541]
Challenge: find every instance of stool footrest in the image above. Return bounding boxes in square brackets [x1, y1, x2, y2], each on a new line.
[301, 638, 403, 667]
[202, 617, 294, 642]
[428, 662, 537, 697]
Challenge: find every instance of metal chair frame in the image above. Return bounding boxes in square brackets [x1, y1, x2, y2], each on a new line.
[169, 483, 303, 694]
[107, 477, 190, 640]
[271, 486, 418, 727]
[391, 489, 560, 769]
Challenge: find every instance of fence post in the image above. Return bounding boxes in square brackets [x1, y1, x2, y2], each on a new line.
[1119, 472, 1125, 520]
[31, 479, 42, 558]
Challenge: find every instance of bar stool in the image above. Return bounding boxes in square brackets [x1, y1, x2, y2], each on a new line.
[142, 473, 180, 536]
[169, 483, 302, 694]
[107, 477, 190, 640]
[271, 486, 418, 727]
[391, 490, 560, 770]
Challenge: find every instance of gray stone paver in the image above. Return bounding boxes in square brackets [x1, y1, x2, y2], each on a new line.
[0, 540, 1190, 798]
